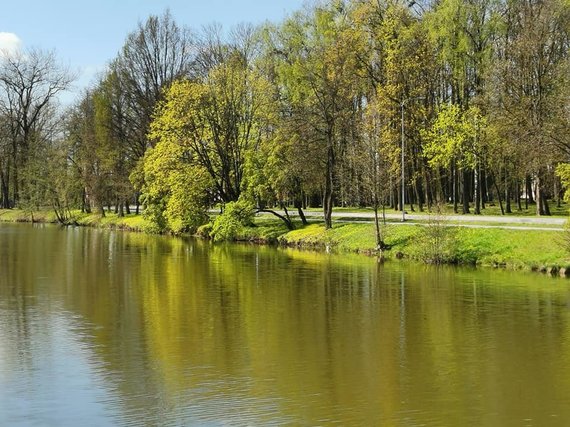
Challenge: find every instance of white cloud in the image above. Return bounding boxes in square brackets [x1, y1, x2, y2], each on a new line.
[0, 32, 22, 57]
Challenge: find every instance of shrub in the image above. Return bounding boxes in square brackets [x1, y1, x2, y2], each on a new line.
[558, 220, 570, 255]
[210, 199, 255, 242]
[411, 214, 457, 264]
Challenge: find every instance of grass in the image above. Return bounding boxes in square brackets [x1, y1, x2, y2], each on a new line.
[0, 209, 59, 222]
[277, 220, 570, 271]
[282, 222, 379, 252]
[74, 211, 150, 231]
[234, 217, 296, 243]
[0, 208, 152, 232]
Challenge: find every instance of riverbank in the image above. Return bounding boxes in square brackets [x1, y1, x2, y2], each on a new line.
[0, 209, 149, 232]
[1, 208, 569, 275]
[230, 218, 570, 274]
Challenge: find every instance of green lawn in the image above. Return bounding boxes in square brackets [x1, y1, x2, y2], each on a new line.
[0, 208, 151, 232]
[278, 220, 570, 271]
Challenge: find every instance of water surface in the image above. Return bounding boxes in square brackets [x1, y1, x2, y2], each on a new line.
[0, 223, 569, 426]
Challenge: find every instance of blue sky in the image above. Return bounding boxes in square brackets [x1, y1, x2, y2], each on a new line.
[0, 0, 305, 101]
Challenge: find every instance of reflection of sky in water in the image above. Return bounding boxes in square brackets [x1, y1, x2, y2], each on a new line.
[0, 305, 121, 426]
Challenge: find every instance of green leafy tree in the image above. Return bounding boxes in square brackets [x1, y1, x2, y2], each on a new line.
[149, 56, 275, 204]
[210, 198, 255, 242]
[422, 104, 485, 213]
[273, 4, 365, 229]
[141, 137, 212, 233]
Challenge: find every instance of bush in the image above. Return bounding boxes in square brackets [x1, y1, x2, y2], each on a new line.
[210, 199, 255, 242]
[558, 220, 570, 255]
[411, 214, 457, 264]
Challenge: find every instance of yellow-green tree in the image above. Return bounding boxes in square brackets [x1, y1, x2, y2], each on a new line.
[143, 53, 275, 231]
[273, 3, 366, 228]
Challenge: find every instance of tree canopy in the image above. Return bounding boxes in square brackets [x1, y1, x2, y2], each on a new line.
[2, 1, 570, 232]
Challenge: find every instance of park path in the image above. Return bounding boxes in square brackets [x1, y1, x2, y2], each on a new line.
[262, 209, 567, 231]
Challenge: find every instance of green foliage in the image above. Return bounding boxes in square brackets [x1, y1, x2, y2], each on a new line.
[422, 104, 484, 169]
[210, 199, 256, 242]
[410, 216, 458, 264]
[560, 220, 570, 256]
[141, 139, 212, 234]
[556, 164, 570, 203]
[149, 59, 276, 205]
[4, 0, 570, 247]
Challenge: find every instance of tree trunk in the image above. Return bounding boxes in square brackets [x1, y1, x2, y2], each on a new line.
[535, 175, 542, 216]
[297, 206, 308, 225]
[412, 156, 423, 212]
[541, 190, 551, 216]
[0, 171, 9, 209]
[257, 209, 294, 230]
[505, 183, 512, 214]
[526, 175, 534, 204]
[293, 179, 307, 225]
[373, 203, 385, 250]
[493, 176, 505, 215]
[555, 176, 562, 208]
[474, 163, 480, 214]
[452, 161, 458, 214]
[481, 166, 487, 208]
[462, 169, 470, 214]
[83, 189, 92, 213]
[423, 168, 432, 211]
[323, 144, 334, 229]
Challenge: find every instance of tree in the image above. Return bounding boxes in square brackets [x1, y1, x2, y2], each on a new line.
[274, 3, 365, 228]
[0, 48, 73, 207]
[422, 104, 485, 215]
[354, 1, 437, 213]
[144, 46, 276, 231]
[115, 10, 195, 208]
[141, 137, 213, 233]
[65, 89, 117, 216]
[357, 98, 398, 249]
[487, 0, 570, 215]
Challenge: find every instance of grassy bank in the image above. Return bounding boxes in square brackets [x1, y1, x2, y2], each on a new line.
[0, 209, 150, 232]
[234, 218, 570, 273]
[1, 208, 568, 274]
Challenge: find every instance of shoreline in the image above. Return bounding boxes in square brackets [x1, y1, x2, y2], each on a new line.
[1, 209, 569, 277]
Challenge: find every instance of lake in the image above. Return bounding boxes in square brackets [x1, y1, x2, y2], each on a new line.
[0, 223, 569, 426]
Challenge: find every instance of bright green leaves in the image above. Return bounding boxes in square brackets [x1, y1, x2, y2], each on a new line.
[143, 81, 214, 232]
[210, 198, 255, 242]
[271, 4, 366, 228]
[556, 164, 570, 203]
[149, 61, 275, 204]
[422, 104, 485, 170]
[141, 50, 276, 232]
[141, 137, 213, 233]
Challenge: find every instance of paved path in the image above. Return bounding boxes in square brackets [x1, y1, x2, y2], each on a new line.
[256, 209, 567, 231]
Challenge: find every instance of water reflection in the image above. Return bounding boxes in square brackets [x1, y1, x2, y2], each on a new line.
[0, 223, 569, 425]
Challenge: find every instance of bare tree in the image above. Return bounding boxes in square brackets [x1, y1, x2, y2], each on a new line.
[114, 9, 196, 159]
[0, 48, 74, 207]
